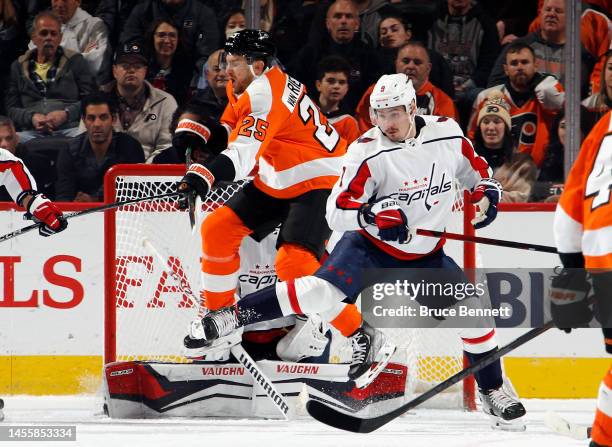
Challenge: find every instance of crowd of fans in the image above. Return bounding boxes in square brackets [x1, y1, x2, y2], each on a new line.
[0, 0, 610, 203]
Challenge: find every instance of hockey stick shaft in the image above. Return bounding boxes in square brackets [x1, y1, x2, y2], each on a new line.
[141, 238, 291, 420]
[307, 321, 554, 432]
[0, 191, 181, 244]
[416, 228, 558, 253]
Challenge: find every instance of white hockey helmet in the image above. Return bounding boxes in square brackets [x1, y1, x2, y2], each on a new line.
[369, 73, 416, 112]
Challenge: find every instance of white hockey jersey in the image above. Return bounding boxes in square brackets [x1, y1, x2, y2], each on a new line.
[326, 115, 491, 259]
[0, 148, 37, 204]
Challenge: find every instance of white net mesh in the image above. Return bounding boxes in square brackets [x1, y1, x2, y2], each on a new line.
[106, 167, 474, 408]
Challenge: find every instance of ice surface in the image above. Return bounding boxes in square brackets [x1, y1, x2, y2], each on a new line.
[1, 396, 595, 447]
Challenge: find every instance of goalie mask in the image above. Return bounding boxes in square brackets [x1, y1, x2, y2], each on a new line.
[369, 73, 417, 142]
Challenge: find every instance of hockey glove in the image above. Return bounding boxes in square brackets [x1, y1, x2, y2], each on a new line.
[470, 178, 502, 229]
[172, 118, 212, 163]
[177, 163, 215, 209]
[549, 267, 592, 332]
[360, 197, 409, 243]
[25, 194, 68, 237]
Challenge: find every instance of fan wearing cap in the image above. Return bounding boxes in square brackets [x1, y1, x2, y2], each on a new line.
[472, 94, 537, 202]
[101, 39, 178, 162]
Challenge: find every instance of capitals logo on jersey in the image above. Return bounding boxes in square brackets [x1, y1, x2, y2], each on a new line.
[390, 163, 453, 210]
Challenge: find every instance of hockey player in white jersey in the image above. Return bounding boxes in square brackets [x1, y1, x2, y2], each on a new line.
[185, 74, 526, 425]
[0, 141, 68, 421]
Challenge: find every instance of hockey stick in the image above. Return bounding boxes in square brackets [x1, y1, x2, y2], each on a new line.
[544, 411, 592, 440]
[0, 191, 181, 245]
[306, 321, 555, 432]
[415, 228, 558, 254]
[141, 237, 291, 420]
[185, 146, 197, 230]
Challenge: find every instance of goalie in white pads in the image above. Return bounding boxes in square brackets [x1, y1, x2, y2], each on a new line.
[185, 72, 526, 426]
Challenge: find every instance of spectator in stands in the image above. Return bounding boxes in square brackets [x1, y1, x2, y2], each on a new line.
[314, 55, 360, 144]
[120, 0, 219, 75]
[468, 42, 564, 168]
[245, 0, 276, 33]
[6, 12, 96, 143]
[0, 0, 25, 115]
[42, 0, 111, 84]
[0, 115, 60, 199]
[56, 92, 144, 202]
[287, 0, 385, 110]
[428, 0, 500, 109]
[352, 0, 391, 46]
[478, 0, 538, 45]
[534, 106, 594, 203]
[222, 9, 246, 42]
[194, 48, 228, 120]
[377, 11, 454, 99]
[145, 18, 194, 106]
[101, 39, 178, 162]
[488, 0, 605, 97]
[0, 116, 26, 201]
[94, 0, 141, 47]
[472, 94, 536, 203]
[526, 0, 610, 94]
[270, 0, 322, 64]
[583, 50, 612, 125]
[355, 41, 457, 132]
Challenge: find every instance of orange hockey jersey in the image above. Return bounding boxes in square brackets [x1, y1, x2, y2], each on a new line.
[355, 80, 458, 133]
[220, 66, 347, 199]
[468, 81, 563, 167]
[326, 111, 360, 145]
[554, 111, 612, 269]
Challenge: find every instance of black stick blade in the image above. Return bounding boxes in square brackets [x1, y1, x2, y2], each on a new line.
[306, 400, 369, 433]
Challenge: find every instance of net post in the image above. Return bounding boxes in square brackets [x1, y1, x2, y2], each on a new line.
[462, 190, 477, 410]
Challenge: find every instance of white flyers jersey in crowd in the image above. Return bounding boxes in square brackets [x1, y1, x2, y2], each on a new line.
[0, 148, 37, 204]
[327, 115, 491, 260]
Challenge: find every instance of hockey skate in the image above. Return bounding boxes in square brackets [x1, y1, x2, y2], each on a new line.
[348, 321, 396, 389]
[0, 397, 4, 421]
[479, 382, 526, 431]
[183, 307, 243, 360]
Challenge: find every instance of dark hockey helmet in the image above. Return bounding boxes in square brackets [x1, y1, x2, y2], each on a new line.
[224, 29, 276, 63]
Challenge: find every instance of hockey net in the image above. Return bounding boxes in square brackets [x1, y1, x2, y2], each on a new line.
[104, 164, 476, 410]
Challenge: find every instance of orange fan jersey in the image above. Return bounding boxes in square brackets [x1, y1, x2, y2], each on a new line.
[220, 66, 347, 199]
[327, 111, 360, 145]
[554, 111, 612, 269]
[468, 84, 562, 167]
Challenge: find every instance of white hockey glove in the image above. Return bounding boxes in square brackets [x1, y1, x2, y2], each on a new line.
[470, 178, 502, 229]
[360, 196, 410, 243]
[534, 75, 564, 110]
[276, 314, 329, 362]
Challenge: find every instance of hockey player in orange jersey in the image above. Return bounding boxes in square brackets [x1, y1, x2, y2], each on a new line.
[176, 30, 366, 348]
[552, 110, 612, 447]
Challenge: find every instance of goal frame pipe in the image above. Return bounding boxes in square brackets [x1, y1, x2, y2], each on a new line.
[103, 164, 186, 364]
